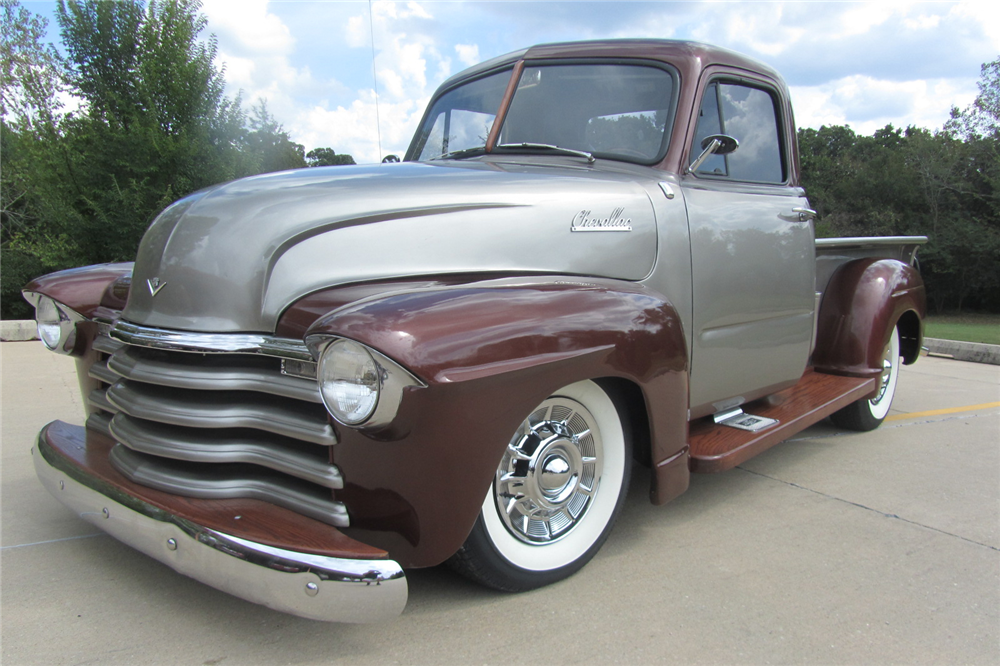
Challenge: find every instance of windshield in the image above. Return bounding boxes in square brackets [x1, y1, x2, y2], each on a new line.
[409, 69, 511, 161]
[410, 62, 676, 164]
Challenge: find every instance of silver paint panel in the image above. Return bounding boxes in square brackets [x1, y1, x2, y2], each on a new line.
[124, 161, 660, 333]
[682, 180, 815, 417]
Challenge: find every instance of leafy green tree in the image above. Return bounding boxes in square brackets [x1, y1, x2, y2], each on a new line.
[1, 0, 71, 318]
[48, 0, 250, 263]
[306, 147, 356, 167]
[244, 101, 306, 172]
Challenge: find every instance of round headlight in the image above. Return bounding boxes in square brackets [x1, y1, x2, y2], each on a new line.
[35, 295, 72, 352]
[318, 339, 381, 425]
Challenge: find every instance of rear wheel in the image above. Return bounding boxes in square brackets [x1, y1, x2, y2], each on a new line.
[449, 380, 632, 591]
[830, 326, 901, 432]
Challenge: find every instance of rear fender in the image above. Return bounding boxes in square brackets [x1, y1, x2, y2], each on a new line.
[812, 258, 926, 387]
[304, 276, 690, 566]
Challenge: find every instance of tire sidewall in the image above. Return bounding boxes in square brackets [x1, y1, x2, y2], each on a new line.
[867, 327, 901, 421]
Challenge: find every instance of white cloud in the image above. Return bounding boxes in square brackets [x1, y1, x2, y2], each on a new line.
[192, 0, 996, 165]
[791, 75, 979, 135]
[202, 0, 294, 55]
[455, 44, 480, 67]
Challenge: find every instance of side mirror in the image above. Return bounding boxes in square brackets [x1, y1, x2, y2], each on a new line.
[687, 134, 739, 174]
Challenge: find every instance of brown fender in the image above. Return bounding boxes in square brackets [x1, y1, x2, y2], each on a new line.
[23, 263, 134, 319]
[303, 276, 689, 567]
[812, 258, 926, 385]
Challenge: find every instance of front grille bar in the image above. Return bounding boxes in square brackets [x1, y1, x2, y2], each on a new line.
[110, 445, 349, 528]
[108, 346, 321, 403]
[110, 414, 343, 489]
[111, 321, 313, 361]
[106, 381, 337, 446]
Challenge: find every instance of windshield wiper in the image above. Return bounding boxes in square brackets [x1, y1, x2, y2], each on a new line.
[430, 146, 487, 161]
[495, 143, 595, 164]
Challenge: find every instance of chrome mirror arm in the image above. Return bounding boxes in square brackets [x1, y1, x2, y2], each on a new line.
[687, 138, 722, 175]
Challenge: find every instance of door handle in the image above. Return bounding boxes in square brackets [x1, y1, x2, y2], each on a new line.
[792, 207, 817, 222]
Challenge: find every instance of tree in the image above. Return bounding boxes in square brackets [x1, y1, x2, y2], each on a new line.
[946, 57, 1000, 140]
[1, 0, 70, 318]
[306, 146, 356, 167]
[244, 101, 306, 172]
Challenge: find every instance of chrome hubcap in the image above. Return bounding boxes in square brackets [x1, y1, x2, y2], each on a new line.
[872, 344, 894, 405]
[494, 397, 602, 544]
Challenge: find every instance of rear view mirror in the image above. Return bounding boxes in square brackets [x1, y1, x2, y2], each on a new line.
[688, 134, 739, 174]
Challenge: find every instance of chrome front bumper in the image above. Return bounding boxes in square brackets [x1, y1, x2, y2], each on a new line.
[33, 429, 407, 623]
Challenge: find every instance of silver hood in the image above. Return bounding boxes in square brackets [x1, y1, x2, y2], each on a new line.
[124, 160, 659, 333]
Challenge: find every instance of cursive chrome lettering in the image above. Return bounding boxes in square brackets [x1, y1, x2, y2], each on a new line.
[571, 207, 632, 232]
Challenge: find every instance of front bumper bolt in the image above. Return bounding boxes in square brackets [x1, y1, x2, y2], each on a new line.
[102, 508, 110, 519]
[305, 582, 319, 597]
[166, 538, 177, 551]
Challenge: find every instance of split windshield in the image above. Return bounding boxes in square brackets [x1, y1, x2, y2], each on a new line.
[410, 62, 676, 164]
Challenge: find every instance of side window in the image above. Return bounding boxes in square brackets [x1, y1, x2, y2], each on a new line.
[692, 81, 785, 183]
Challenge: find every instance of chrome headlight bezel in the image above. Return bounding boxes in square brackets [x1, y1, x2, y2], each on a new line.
[308, 335, 425, 429]
[23, 292, 85, 354]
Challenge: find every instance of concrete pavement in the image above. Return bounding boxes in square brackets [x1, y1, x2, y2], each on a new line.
[2, 341, 997, 665]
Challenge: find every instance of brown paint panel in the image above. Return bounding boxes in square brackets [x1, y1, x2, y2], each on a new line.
[652, 447, 690, 505]
[305, 278, 689, 567]
[41, 420, 388, 560]
[485, 60, 524, 152]
[813, 259, 926, 382]
[275, 273, 520, 339]
[24, 263, 133, 319]
[688, 371, 875, 473]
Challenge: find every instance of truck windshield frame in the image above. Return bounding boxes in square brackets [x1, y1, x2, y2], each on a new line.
[410, 60, 678, 165]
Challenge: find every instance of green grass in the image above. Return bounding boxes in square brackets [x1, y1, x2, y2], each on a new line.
[924, 314, 1000, 345]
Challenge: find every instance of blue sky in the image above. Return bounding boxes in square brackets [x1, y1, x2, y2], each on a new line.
[23, 1, 1000, 163]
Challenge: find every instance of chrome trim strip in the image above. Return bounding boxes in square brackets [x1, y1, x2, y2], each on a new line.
[815, 236, 928, 248]
[33, 432, 406, 623]
[110, 414, 344, 489]
[111, 321, 314, 361]
[109, 444, 349, 528]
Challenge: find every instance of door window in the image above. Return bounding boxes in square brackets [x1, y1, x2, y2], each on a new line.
[692, 82, 785, 183]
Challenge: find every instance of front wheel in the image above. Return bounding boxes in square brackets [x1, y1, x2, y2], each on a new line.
[448, 380, 632, 592]
[830, 326, 901, 432]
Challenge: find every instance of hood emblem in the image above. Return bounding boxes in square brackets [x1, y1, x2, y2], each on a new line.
[571, 207, 632, 232]
[147, 277, 167, 297]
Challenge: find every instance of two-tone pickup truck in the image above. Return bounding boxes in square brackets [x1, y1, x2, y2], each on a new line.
[24, 39, 926, 623]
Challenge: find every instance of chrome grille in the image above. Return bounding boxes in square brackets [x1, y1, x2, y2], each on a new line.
[85, 324, 347, 527]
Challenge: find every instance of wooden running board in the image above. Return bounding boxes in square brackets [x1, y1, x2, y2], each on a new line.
[688, 371, 876, 473]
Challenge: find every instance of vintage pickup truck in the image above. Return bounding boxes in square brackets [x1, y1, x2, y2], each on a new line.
[24, 39, 927, 623]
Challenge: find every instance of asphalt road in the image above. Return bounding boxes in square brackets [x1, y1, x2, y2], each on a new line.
[2, 341, 997, 665]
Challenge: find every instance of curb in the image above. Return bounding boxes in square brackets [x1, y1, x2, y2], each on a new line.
[1, 320, 37, 342]
[923, 337, 1000, 366]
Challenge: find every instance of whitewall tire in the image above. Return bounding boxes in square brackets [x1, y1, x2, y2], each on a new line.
[448, 380, 632, 591]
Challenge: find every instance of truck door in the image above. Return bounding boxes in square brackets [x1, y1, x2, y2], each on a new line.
[682, 75, 815, 418]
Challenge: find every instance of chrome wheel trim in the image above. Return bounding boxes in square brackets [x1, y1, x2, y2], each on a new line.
[494, 396, 602, 545]
[868, 327, 900, 420]
[480, 380, 626, 572]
